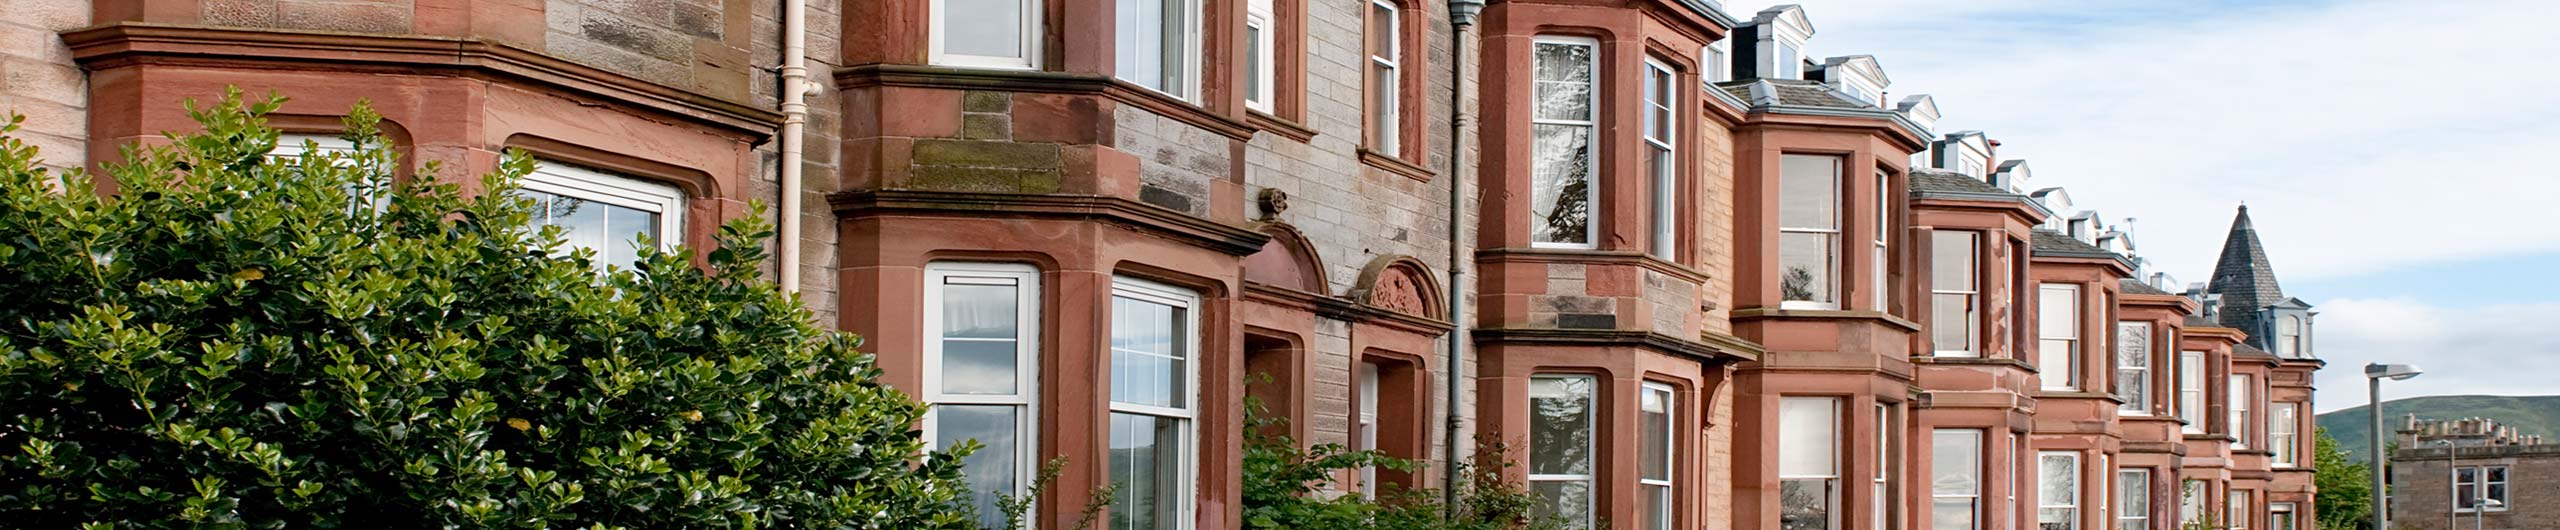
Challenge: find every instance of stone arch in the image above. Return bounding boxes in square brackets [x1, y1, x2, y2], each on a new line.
[1243, 223, 1329, 295]
[1351, 255, 1445, 321]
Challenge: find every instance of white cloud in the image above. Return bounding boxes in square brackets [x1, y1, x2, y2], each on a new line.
[1731, 0, 2560, 283]
[2306, 297, 2560, 413]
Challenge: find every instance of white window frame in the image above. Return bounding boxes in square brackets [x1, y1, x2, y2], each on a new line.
[1366, 0, 1402, 154]
[1873, 171, 1890, 312]
[1530, 36, 1600, 250]
[2117, 468, 2150, 530]
[1640, 381, 1677, 530]
[1115, 0, 1203, 101]
[1244, 0, 1275, 113]
[2270, 402, 2299, 467]
[2180, 480, 2205, 527]
[2456, 465, 2509, 512]
[2117, 321, 2153, 415]
[1356, 361, 1382, 498]
[1781, 397, 1841, 530]
[2038, 451, 2081, 530]
[272, 133, 358, 163]
[2277, 315, 2302, 357]
[1643, 57, 1678, 260]
[923, 262, 1043, 528]
[1706, 38, 1731, 83]
[2179, 351, 2206, 433]
[1931, 429, 1983, 530]
[1530, 374, 1599, 528]
[2225, 490, 2246, 530]
[931, 0, 1042, 70]
[521, 160, 686, 268]
[2269, 502, 2295, 530]
[1107, 276, 1201, 530]
[1931, 231, 1980, 357]
[1779, 154, 1844, 309]
[2228, 374, 2251, 449]
[2039, 283, 2081, 390]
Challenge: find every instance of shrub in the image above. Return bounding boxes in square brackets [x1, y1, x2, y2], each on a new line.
[1239, 396, 1565, 530]
[0, 91, 981, 529]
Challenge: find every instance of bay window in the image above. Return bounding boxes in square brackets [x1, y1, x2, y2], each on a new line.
[1779, 154, 1843, 308]
[932, 0, 1040, 69]
[520, 161, 685, 272]
[2038, 452, 2079, 530]
[1931, 429, 1982, 530]
[925, 263, 1041, 528]
[1365, 0, 1402, 153]
[2228, 375, 2251, 449]
[2180, 351, 2206, 433]
[1640, 382, 1676, 530]
[1781, 397, 1841, 530]
[2117, 469, 2150, 530]
[1115, 0, 1200, 100]
[2180, 480, 2204, 527]
[1931, 231, 1979, 356]
[2271, 402, 2299, 466]
[2225, 490, 2246, 530]
[1874, 172, 1890, 311]
[1245, 0, 1273, 112]
[2270, 503, 2296, 530]
[2038, 284, 2080, 390]
[1109, 277, 1200, 530]
[1644, 59, 1678, 259]
[1530, 37, 1598, 248]
[1530, 375, 1597, 528]
[2117, 322, 2152, 414]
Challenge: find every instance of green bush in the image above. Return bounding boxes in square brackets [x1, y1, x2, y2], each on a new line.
[0, 91, 981, 529]
[1239, 396, 1565, 530]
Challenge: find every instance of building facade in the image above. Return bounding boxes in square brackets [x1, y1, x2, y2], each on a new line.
[2391, 416, 2557, 530]
[2, 0, 2324, 529]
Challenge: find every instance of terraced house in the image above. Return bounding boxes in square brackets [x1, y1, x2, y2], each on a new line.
[0, 0, 2322, 528]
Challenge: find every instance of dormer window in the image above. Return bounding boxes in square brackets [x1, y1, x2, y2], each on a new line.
[1749, 5, 1815, 81]
[2277, 315, 2302, 357]
[1820, 56, 1889, 108]
[1706, 38, 1732, 83]
[1933, 132, 1990, 179]
[1776, 42, 1801, 78]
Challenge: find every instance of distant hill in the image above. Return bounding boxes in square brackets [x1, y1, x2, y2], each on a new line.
[2316, 395, 2560, 464]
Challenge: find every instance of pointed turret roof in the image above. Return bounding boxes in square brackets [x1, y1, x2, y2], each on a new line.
[2205, 204, 2283, 330]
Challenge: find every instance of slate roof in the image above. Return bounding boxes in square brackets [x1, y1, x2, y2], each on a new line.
[1910, 169, 2007, 195]
[2232, 342, 2277, 359]
[2183, 315, 2219, 328]
[1717, 79, 1868, 109]
[2120, 278, 2174, 296]
[2031, 229, 2116, 258]
[2205, 205, 2284, 331]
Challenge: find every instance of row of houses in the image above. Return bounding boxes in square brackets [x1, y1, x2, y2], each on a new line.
[1, 0, 2326, 528]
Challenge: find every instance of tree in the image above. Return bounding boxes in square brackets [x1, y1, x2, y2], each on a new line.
[2313, 427, 2376, 530]
[0, 91, 982, 528]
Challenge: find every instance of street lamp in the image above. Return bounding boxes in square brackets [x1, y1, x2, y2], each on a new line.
[2368, 363, 2423, 530]
[2476, 498, 2503, 530]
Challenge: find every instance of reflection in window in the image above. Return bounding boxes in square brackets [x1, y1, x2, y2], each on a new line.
[2117, 322, 2152, 414]
[1779, 155, 1842, 307]
[2037, 452, 2079, 530]
[1530, 38, 1598, 248]
[1245, 0, 1273, 112]
[1931, 429, 1981, 530]
[1781, 397, 1839, 530]
[1366, 0, 1402, 154]
[2271, 402, 2300, 466]
[925, 263, 1040, 529]
[1529, 375, 1597, 528]
[1640, 383, 1676, 530]
[2117, 469, 2150, 530]
[1109, 278, 1197, 530]
[1643, 59, 1678, 259]
[2180, 351, 2206, 433]
[519, 161, 683, 272]
[2229, 375, 2251, 449]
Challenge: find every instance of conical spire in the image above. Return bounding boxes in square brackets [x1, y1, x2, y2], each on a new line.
[2206, 204, 2283, 331]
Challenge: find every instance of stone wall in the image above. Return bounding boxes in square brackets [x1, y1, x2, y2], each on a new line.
[0, 0, 91, 173]
[2391, 447, 2560, 530]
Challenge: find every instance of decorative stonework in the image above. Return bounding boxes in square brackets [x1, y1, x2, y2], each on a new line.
[1257, 188, 1290, 221]
[1243, 223, 1327, 294]
[1351, 255, 1443, 321]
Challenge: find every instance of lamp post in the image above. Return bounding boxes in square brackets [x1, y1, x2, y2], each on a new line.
[2368, 363, 2423, 530]
[2476, 498, 2502, 530]
[2439, 440, 2456, 530]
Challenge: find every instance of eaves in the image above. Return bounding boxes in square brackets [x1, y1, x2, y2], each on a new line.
[1756, 103, 1933, 143]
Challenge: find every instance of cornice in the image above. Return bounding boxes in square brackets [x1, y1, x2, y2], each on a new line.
[1731, 308, 1923, 333]
[1474, 327, 1760, 363]
[62, 23, 782, 139]
[1243, 282, 1454, 335]
[829, 190, 1270, 257]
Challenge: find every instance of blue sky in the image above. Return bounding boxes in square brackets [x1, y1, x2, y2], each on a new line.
[1721, 0, 2560, 413]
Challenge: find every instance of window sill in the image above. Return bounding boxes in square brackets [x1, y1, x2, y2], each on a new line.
[1359, 148, 1435, 182]
[1249, 111, 1317, 143]
[1730, 308, 1921, 332]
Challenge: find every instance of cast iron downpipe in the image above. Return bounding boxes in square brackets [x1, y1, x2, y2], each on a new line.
[776, 0, 811, 294]
[1442, 0, 1483, 512]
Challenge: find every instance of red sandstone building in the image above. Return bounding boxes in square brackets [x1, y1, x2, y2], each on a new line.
[3, 0, 2322, 528]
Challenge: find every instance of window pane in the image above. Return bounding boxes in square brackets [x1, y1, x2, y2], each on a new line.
[2119, 470, 2151, 530]
[1245, 21, 1265, 105]
[1932, 430, 1980, 495]
[2117, 322, 2150, 411]
[1531, 123, 1594, 245]
[1931, 499, 1976, 530]
[1932, 293, 1975, 354]
[1781, 232, 1838, 303]
[938, 405, 1020, 528]
[1780, 397, 1838, 476]
[1111, 295, 1187, 409]
[1530, 376, 1595, 475]
[1780, 155, 1841, 229]
[1782, 478, 1834, 530]
[1533, 43, 1593, 121]
[1109, 412, 1184, 530]
[1114, 0, 1190, 96]
[945, 0, 1025, 58]
[1931, 232, 1976, 290]
[1646, 484, 1672, 530]
[1367, 3, 1395, 60]
[2039, 285, 2078, 337]
[1371, 61, 1398, 151]
[523, 189, 661, 271]
[1641, 387, 1672, 481]
[1532, 480, 1594, 528]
